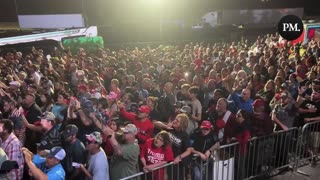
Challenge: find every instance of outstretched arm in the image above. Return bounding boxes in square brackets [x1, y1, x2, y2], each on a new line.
[22, 115, 44, 132]
[305, 116, 320, 122]
[22, 148, 48, 180]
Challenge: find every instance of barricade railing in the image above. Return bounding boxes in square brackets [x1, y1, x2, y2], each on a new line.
[245, 127, 299, 179]
[121, 122, 320, 180]
[120, 160, 193, 180]
[295, 121, 320, 174]
[211, 127, 299, 180]
[120, 162, 175, 180]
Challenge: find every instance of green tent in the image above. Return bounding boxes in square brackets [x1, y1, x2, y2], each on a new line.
[62, 36, 104, 54]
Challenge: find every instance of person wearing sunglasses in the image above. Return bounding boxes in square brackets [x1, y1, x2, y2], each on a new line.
[61, 124, 86, 180]
[271, 91, 297, 172]
[77, 131, 109, 180]
[271, 92, 296, 131]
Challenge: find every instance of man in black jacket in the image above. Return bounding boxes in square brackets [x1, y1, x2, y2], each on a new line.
[177, 120, 220, 180]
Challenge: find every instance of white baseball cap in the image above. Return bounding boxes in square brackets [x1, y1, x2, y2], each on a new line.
[45, 146, 66, 161]
[9, 81, 21, 88]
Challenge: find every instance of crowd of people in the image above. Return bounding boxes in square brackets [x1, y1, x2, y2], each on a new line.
[0, 32, 319, 180]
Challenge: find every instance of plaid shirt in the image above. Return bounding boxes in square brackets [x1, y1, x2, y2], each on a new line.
[1, 133, 24, 180]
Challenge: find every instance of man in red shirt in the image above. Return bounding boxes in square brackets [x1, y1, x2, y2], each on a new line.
[118, 103, 154, 147]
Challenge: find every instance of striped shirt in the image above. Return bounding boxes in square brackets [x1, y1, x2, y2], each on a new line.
[1, 133, 24, 180]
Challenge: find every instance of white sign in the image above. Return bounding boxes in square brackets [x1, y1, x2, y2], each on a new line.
[0, 26, 97, 46]
[18, 14, 85, 29]
[213, 157, 234, 180]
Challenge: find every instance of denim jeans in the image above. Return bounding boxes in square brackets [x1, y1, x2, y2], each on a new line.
[193, 161, 212, 180]
[193, 162, 202, 180]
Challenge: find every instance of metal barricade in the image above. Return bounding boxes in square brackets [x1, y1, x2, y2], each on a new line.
[209, 128, 299, 180]
[295, 121, 320, 172]
[211, 142, 238, 180]
[121, 123, 320, 180]
[120, 162, 177, 180]
[245, 128, 299, 179]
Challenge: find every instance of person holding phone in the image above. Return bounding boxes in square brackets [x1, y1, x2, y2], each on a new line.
[77, 132, 109, 180]
[61, 125, 86, 180]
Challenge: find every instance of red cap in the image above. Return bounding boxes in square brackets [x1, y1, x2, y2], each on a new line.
[252, 99, 265, 107]
[138, 105, 151, 114]
[77, 84, 88, 91]
[200, 120, 212, 129]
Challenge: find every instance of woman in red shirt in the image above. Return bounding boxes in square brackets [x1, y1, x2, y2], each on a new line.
[140, 131, 174, 180]
[234, 109, 251, 180]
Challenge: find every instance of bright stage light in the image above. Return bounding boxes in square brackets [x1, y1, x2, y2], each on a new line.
[144, 0, 162, 5]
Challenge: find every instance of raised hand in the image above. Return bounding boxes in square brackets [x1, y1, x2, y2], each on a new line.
[117, 101, 125, 109]
[22, 147, 34, 163]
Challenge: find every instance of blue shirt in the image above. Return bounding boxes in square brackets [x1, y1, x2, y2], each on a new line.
[52, 104, 67, 122]
[33, 155, 66, 180]
[230, 92, 253, 113]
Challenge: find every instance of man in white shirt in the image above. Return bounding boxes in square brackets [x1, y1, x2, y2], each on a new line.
[78, 132, 109, 180]
[29, 65, 41, 85]
[189, 86, 202, 123]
